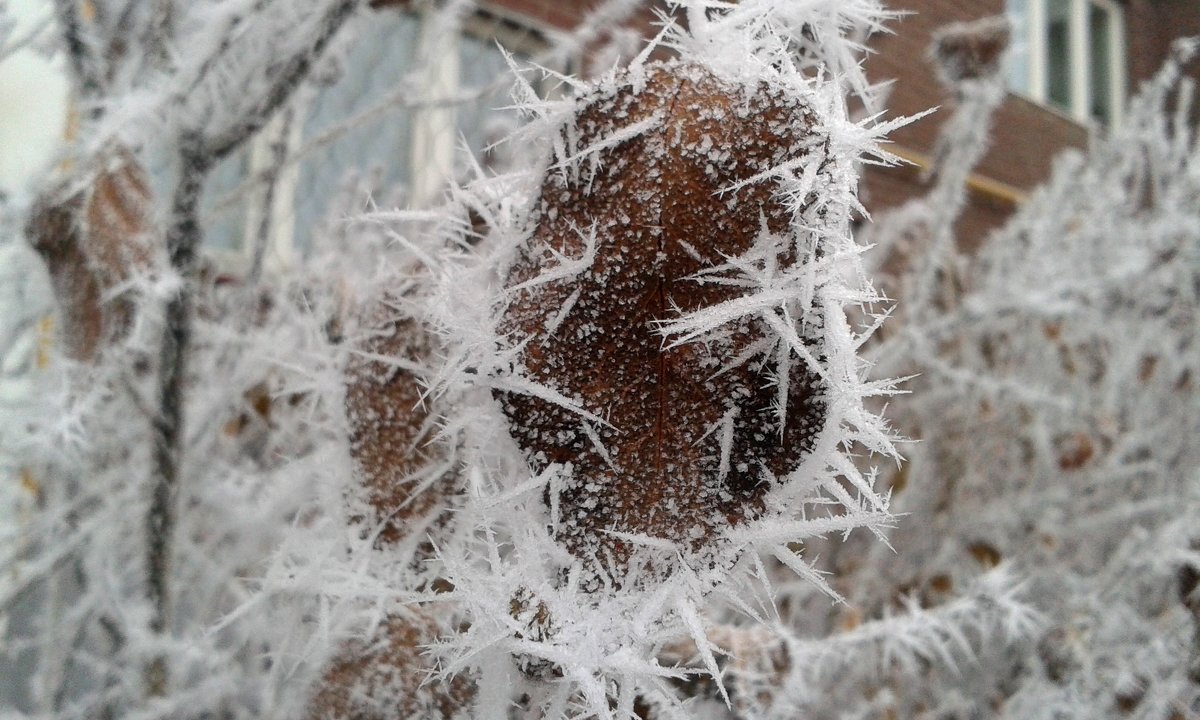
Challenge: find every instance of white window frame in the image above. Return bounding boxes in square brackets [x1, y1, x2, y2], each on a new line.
[1010, 0, 1126, 128]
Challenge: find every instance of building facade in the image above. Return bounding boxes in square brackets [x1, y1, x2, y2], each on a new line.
[359, 0, 1200, 250]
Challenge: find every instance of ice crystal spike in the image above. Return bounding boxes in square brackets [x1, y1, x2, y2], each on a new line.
[496, 60, 833, 583]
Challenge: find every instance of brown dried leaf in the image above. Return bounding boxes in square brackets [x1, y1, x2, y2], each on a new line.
[1054, 432, 1095, 471]
[27, 150, 156, 361]
[345, 296, 454, 546]
[967, 541, 1003, 568]
[306, 611, 472, 720]
[497, 61, 828, 576]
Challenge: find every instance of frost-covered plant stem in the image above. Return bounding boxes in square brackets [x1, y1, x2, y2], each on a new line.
[904, 86, 1002, 322]
[145, 143, 210, 696]
[659, 570, 1040, 716]
[247, 107, 296, 284]
[868, 17, 1009, 324]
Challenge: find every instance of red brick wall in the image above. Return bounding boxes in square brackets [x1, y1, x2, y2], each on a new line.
[860, 1, 1089, 243]
[483, 0, 597, 30]
[861, 0, 1199, 241]
[866, 1, 1005, 153]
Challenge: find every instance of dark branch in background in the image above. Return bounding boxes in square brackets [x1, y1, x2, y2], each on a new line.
[148, 139, 208, 633]
[103, 0, 177, 87]
[0, 14, 53, 64]
[202, 0, 361, 161]
[141, 0, 176, 73]
[142, 0, 363, 696]
[177, 0, 272, 102]
[52, 0, 106, 108]
[30, 0, 368, 703]
[144, 138, 209, 698]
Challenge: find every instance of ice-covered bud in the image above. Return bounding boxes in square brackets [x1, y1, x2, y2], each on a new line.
[930, 16, 1011, 85]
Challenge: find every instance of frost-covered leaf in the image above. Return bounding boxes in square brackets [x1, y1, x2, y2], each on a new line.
[345, 293, 455, 547]
[26, 150, 159, 360]
[306, 610, 474, 720]
[496, 60, 834, 583]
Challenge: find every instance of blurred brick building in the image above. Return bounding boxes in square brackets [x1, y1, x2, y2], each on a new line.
[395, 0, 1200, 245]
[219, 0, 1200, 269]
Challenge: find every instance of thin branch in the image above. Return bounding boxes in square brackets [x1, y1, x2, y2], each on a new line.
[140, 0, 175, 72]
[141, 2, 361, 695]
[0, 13, 52, 63]
[176, 0, 272, 101]
[52, 0, 105, 103]
[145, 140, 211, 698]
[248, 106, 296, 283]
[201, 0, 363, 161]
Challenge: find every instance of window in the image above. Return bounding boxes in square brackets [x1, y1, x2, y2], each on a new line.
[201, 5, 549, 275]
[1005, 0, 1126, 127]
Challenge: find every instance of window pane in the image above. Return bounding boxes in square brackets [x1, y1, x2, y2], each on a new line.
[236, 12, 520, 251]
[200, 11, 423, 259]
[202, 143, 253, 253]
[1089, 2, 1113, 124]
[1005, 0, 1031, 93]
[293, 12, 421, 247]
[455, 31, 523, 175]
[1046, 0, 1072, 111]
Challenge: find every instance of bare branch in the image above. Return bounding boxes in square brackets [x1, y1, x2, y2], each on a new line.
[52, 0, 105, 103]
[201, 0, 362, 161]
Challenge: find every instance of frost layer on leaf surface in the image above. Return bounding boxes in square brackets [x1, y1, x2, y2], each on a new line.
[493, 59, 865, 587]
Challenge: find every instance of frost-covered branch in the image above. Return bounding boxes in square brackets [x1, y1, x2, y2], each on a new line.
[198, 0, 361, 161]
[660, 570, 1041, 717]
[52, 0, 106, 101]
[7, 3, 1196, 719]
